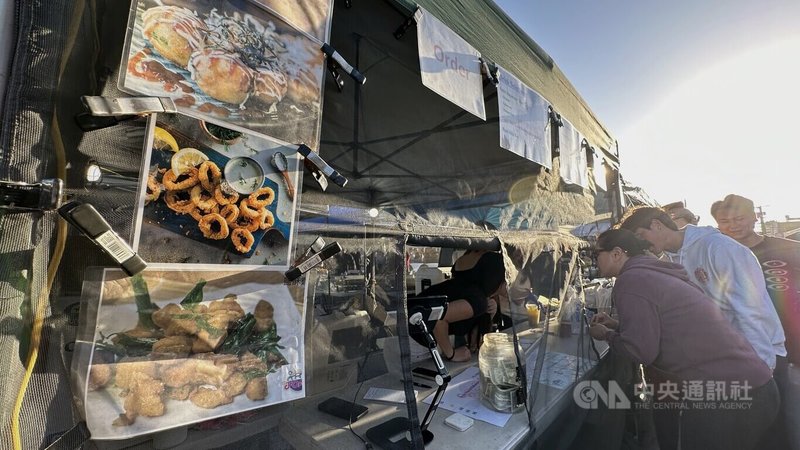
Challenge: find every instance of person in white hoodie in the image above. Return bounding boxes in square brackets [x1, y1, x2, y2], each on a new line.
[619, 207, 786, 371]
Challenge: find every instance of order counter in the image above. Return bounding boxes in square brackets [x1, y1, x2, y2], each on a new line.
[279, 323, 608, 449]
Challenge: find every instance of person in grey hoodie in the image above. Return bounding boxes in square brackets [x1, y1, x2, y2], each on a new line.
[618, 207, 785, 370]
[589, 229, 778, 450]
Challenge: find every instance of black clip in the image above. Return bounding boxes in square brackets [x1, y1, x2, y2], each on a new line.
[480, 58, 499, 86]
[321, 43, 366, 87]
[303, 158, 329, 192]
[58, 201, 147, 276]
[394, 14, 416, 40]
[297, 144, 348, 188]
[548, 106, 563, 127]
[0, 179, 63, 212]
[327, 58, 345, 92]
[293, 236, 327, 267]
[285, 242, 342, 282]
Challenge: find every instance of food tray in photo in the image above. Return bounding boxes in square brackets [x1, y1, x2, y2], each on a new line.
[144, 146, 289, 258]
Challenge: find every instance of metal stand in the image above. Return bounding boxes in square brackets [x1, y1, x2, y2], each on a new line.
[366, 312, 451, 448]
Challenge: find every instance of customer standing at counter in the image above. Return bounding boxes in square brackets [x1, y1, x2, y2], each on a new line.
[409, 250, 507, 362]
[711, 193, 799, 450]
[618, 206, 785, 370]
[589, 229, 778, 450]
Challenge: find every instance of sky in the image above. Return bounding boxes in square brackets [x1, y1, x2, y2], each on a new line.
[494, 0, 800, 225]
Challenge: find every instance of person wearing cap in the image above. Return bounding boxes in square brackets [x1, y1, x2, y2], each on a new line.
[662, 201, 699, 228]
[618, 206, 786, 371]
[589, 229, 778, 450]
[711, 193, 800, 449]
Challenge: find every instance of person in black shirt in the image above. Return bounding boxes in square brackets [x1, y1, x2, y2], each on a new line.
[410, 250, 507, 362]
[711, 193, 800, 450]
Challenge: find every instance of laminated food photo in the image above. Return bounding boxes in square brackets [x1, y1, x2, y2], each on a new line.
[78, 267, 307, 439]
[120, 0, 327, 147]
[132, 113, 299, 265]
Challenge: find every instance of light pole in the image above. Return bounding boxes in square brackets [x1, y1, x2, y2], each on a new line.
[756, 205, 767, 235]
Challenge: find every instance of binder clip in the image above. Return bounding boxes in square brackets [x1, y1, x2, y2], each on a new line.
[480, 58, 499, 86]
[76, 96, 177, 132]
[321, 43, 366, 91]
[297, 144, 348, 188]
[0, 178, 64, 213]
[293, 237, 327, 267]
[285, 242, 342, 282]
[58, 201, 147, 276]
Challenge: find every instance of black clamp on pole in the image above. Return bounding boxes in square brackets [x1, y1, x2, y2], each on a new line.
[321, 43, 366, 91]
[394, 11, 417, 40]
[296, 144, 348, 188]
[480, 57, 499, 86]
[285, 241, 342, 282]
[0, 178, 64, 213]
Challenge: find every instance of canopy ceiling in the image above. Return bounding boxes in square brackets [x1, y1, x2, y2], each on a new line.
[303, 0, 618, 235]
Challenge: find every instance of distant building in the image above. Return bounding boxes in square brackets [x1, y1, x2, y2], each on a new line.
[764, 217, 800, 241]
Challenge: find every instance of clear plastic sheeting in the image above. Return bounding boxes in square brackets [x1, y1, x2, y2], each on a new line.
[2, 0, 617, 448]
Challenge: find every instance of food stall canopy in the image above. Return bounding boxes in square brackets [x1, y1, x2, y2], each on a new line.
[302, 0, 621, 245]
[621, 176, 660, 207]
[393, 0, 617, 158]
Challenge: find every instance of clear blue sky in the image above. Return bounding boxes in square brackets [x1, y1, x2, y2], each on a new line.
[494, 0, 800, 224]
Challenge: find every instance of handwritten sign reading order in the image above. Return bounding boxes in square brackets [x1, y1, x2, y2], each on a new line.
[416, 7, 486, 120]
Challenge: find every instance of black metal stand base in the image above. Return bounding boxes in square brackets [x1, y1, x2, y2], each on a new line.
[365, 417, 434, 449]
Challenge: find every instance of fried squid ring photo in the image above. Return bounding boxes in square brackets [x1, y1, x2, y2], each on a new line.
[220, 204, 239, 226]
[145, 174, 162, 203]
[232, 214, 260, 232]
[259, 209, 274, 230]
[189, 204, 220, 222]
[198, 213, 230, 240]
[231, 228, 254, 253]
[190, 185, 219, 211]
[163, 168, 199, 191]
[213, 185, 239, 206]
[198, 161, 222, 191]
[238, 198, 262, 219]
[164, 190, 196, 214]
[247, 187, 275, 208]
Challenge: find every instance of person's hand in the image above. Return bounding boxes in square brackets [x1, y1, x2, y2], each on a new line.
[486, 298, 498, 317]
[591, 312, 619, 330]
[589, 323, 610, 340]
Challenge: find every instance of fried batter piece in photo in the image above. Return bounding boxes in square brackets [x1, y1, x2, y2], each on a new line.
[113, 371, 166, 427]
[142, 5, 206, 68]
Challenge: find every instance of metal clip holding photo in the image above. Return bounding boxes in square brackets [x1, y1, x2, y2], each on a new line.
[292, 236, 327, 267]
[296, 144, 348, 188]
[0, 179, 64, 212]
[76, 96, 177, 132]
[284, 242, 342, 282]
[58, 201, 147, 277]
[321, 43, 366, 90]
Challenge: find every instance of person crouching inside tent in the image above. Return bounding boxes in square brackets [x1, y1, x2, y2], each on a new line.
[589, 229, 778, 450]
[409, 251, 507, 362]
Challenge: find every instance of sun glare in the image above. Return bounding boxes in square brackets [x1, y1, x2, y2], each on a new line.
[619, 37, 800, 223]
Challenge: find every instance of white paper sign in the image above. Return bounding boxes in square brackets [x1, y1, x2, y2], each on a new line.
[559, 120, 588, 187]
[497, 66, 551, 169]
[416, 8, 486, 120]
[593, 151, 606, 190]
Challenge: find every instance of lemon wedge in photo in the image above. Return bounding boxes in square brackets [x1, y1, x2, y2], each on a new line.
[152, 126, 179, 152]
[171, 148, 208, 175]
